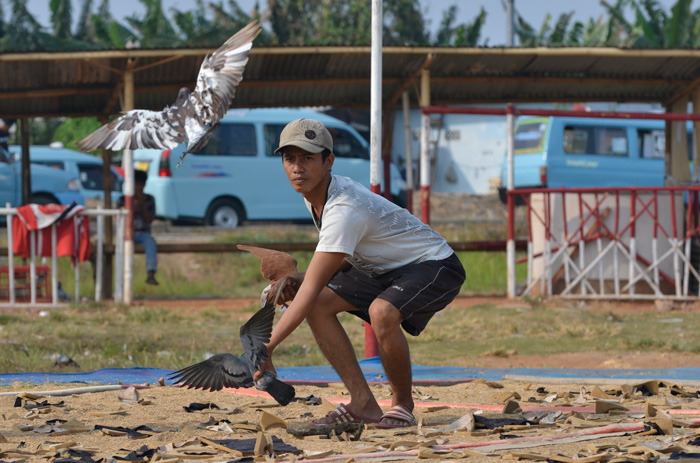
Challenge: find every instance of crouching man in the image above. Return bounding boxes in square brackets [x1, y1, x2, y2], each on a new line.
[254, 118, 465, 429]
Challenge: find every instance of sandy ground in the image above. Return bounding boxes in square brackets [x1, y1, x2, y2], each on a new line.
[1, 377, 699, 462]
[0, 296, 699, 461]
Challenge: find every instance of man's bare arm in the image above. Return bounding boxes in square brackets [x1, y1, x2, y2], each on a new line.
[266, 251, 346, 352]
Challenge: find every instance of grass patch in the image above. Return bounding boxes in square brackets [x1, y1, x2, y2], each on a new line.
[2, 223, 524, 301]
[0, 299, 698, 373]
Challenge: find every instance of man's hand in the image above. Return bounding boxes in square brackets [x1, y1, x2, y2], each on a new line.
[270, 272, 303, 306]
[254, 355, 275, 381]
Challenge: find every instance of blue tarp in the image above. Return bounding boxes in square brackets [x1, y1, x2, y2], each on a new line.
[1, 358, 699, 386]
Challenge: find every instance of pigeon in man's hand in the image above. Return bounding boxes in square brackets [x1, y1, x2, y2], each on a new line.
[237, 244, 301, 305]
[77, 21, 261, 167]
[168, 286, 295, 405]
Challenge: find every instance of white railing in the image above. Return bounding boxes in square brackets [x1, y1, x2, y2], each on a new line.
[1, 206, 127, 308]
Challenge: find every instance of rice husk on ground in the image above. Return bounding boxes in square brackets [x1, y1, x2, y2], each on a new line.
[1, 376, 699, 462]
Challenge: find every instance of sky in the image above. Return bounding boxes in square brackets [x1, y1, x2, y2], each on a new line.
[24, 0, 684, 46]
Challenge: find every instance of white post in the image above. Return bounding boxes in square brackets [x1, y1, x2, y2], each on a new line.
[115, 212, 125, 303]
[96, 211, 104, 302]
[402, 91, 414, 213]
[6, 203, 15, 304]
[506, 104, 516, 298]
[29, 230, 36, 305]
[369, 0, 382, 196]
[506, 0, 515, 46]
[74, 218, 80, 303]
[51, 225, 57, 305]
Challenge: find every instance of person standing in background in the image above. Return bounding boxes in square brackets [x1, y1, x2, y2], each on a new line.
[118, 170, 159, 285]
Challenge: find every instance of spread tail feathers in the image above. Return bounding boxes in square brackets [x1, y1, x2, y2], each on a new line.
[265, 379, 296, 406]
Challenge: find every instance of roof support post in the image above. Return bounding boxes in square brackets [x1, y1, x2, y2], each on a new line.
[693, 91, 700, 184]
[100, 125, 113, 301]
[667, 98, 691, 185]
[419, 69, 431, 225]
[19, 119, 31, 205]
[381, 103, 394, 201]
[122, 69, 135, 305]
[402, 91, 414, 213]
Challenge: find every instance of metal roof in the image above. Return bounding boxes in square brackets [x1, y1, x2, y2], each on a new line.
[2, 46, 700, 118]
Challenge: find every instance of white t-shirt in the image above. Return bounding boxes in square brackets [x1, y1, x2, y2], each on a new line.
[305, 175, 454, 277]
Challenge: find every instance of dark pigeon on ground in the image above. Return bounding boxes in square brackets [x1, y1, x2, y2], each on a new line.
[168, 286, 296, 405]
[77, 21, 261, 168]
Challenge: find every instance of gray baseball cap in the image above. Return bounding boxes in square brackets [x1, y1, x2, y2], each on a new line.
[275, 118, 333, 154]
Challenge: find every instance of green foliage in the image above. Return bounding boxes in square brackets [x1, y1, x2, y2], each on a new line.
[50, 0, 73, 40]
[53, 117, 103, 151]
[383, 0, 429, 46]
[435, 5, 486, 47]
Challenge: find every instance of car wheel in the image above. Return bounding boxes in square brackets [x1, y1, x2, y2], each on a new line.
[30, 194, 57, 205]
[206, 198, 245, 228]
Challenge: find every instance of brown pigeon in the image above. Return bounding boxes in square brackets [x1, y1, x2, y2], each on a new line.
[237, 244, 300, 304]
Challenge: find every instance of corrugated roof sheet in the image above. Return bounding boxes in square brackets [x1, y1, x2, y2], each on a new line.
[2, 46, 700, 118]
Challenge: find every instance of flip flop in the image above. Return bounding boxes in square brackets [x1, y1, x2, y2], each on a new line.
[375, 404, 417, 429]
[310, 403, 379, 426]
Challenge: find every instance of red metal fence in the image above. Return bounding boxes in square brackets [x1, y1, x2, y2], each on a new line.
[508, 186, 700, 299]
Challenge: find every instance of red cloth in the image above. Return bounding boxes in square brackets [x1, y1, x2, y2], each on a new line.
[12, 203, 91, 263]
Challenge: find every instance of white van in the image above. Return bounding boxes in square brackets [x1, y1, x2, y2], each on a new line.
[133, 108, 407, 227]
[9, 144, 124, 203]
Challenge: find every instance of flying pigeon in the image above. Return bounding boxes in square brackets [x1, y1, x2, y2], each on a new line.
[168, 285, 296, 406]
[77, 21, 261, 167]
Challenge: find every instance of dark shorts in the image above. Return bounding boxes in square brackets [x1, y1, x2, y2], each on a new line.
[327, 253, 465, 336]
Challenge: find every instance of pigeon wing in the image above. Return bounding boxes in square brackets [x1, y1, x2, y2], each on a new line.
[76, 107, 187, 152]
[190, 21, 261, 126]
[168, 353, 251, 391]
[239, 289, 276, 371]
[177, 21, 261, 163]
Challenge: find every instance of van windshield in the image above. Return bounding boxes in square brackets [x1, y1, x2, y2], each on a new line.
[514, 121, 547, 154]
[264, 124, 369, 159]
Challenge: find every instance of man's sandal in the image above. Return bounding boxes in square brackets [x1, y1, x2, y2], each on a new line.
[375, 404, 417, 429]
[310, 404, 379, 426]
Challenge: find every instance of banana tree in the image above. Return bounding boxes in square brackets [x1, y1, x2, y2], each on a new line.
[435, 4, 487, 46]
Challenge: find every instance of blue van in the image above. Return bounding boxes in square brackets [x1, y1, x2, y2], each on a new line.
[0, 147, 84, 208]
[133, 108, 408, 227]
[9, 144, 124, 203]
[498, 116, 691, 202]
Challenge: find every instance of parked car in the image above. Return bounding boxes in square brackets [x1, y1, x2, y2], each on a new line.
[0, 146, 84, 211]
[498, 116, 693, 202]
[133, 108, 408, 227]
[8, 144, 124, 203]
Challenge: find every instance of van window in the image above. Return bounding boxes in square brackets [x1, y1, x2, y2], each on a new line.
[264, 125, 370, 159]
[638, 129, 665, 159]
[34, 160, 64, 169]
[78, 163, 122, 192]
[514, 121, 547, 154]
[264, 124, 285, 156]
[194, 124, 256, 157]
[564, 125, 628, 156]
[327, 128, 369, 159]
